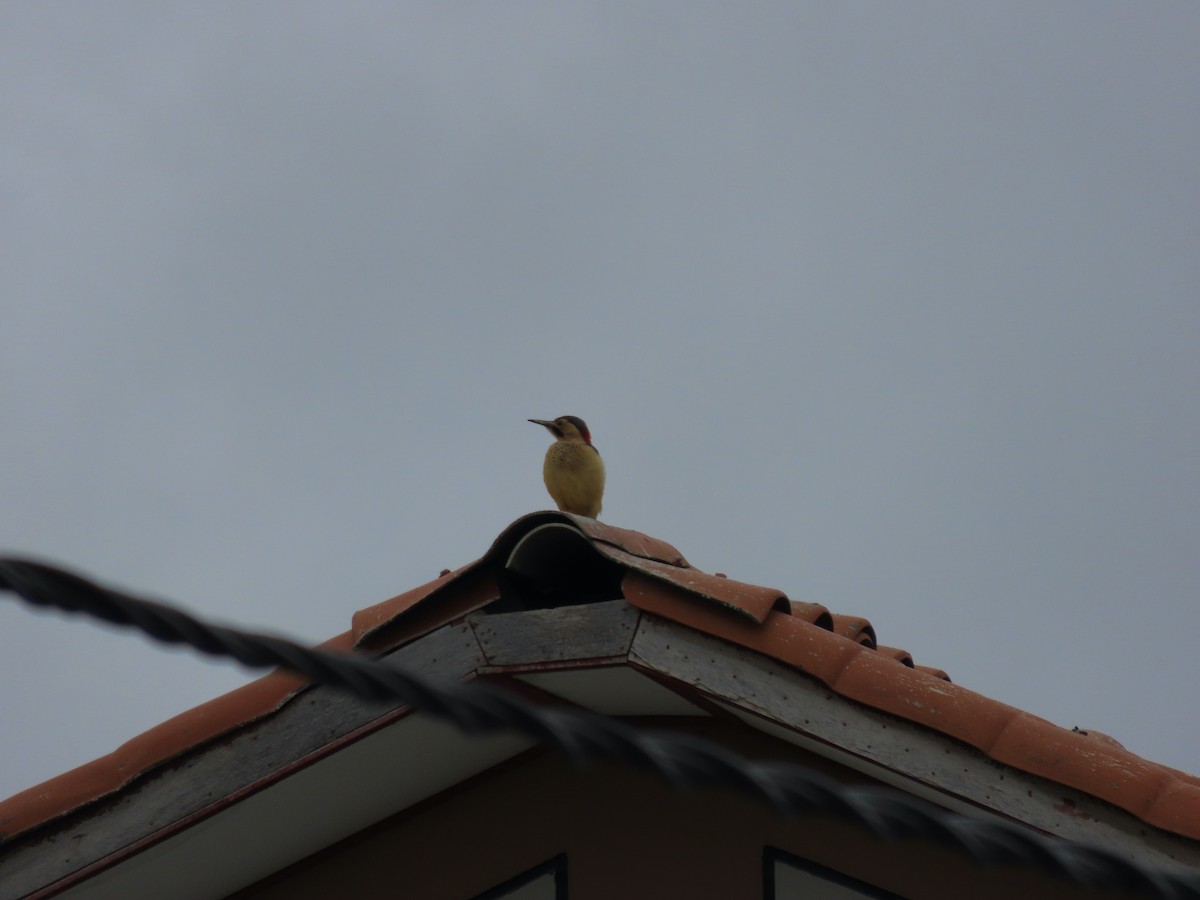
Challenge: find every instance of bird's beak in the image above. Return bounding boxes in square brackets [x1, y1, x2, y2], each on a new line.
[529, 418, 560, 435]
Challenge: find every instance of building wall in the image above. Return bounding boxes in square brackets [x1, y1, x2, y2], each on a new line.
[233, 719, 1136, 900]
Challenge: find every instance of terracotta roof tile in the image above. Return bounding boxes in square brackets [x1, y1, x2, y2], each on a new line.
[354, 567, 501, 652]
[352, 512, 791, 641]
[3, 510, 1198, 848]
[787, 599, 835, 628]
[913, 664, 951, 681]
[602, 547, 791, 623]
[832, 650, 1015, 746]
[830, 614, 876, 648]
[875, 645, 915, 667]
[1151, 778, 1200, 839]
[352, 564, 472, 643]
[567, 514, 689, 566]
[623, 572, 863, 688]
[619, 565, 1200, 840]
[989, 715, 1190, 830]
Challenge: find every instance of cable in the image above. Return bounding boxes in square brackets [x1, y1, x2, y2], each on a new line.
[1, 556, 1197, 898]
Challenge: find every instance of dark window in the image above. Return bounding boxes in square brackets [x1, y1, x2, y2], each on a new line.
[471, 854, 567, 900]
[764, 847, 903, 900]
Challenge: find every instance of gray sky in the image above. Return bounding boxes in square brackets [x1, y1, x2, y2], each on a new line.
[3, 4, 1198, 803]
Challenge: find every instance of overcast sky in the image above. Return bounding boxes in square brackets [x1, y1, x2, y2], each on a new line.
[2, 4, 1198, 804]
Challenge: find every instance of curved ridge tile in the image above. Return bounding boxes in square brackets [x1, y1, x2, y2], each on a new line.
[8, 513, 1195, 855]
[1145, 778, 1200, 841]
[624, 572, 858, 688]
[610, 549, 790, 622]
[833, 653, 1017, 750]
[831, 615, 876, 648]
[788, 600, 835, 630]
[480, 511, 688, 569]
[913, 664, 951, 682]
[354, 567, 499, 652]
[568, 515, 689, 566]
[989, 714, 1187, 830]
[630, 562, 1199, 839]
[479, 511, 587, 568]
[352, 564, 476, 646]
[875, 645, 914, 666]
[1071, 728, 1125, 750]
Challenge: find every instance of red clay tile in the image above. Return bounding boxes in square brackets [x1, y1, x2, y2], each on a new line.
[787, 600, 835, 629]
[352, 565, 473, 644]
[990, 715, 1174, 820]
[624, 572, 862, 689]
[626, 573, 1200, 838]
[568, 515, 690, 566]
[833, 651, 1016, 748]
[609, 550, 790, 623]
[913, 664, 951, 682]
[875, 645, 914, 666]
[1145, 778, 1200, 841]
[1071, 728, 1125, 749]
[830, 615, 876, 648]
[5, 512, 1200, 853]
[354, 568, 500, 653]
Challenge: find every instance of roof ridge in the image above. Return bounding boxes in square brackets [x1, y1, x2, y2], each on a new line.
[622, 568, 1200, 840]
[3, 514, 1196, 850]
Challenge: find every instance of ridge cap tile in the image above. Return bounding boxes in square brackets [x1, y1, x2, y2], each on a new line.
[351, 564, 476, 646]
[833, 652, 1015, 748]
[4, 515, 1199, 853]
[607, 548, 790, 623]
[642, 586, 1200, 836]
[991, 714, 1174, 814]
[912, 664, 952, 682]
[829, 614, 876, 648]
[1144, 778, 1200, 841]
[354, 568, 500, 654]
[874, 645, 915, 666]
[485, 511, 688, 568]
[567, 514, 689, 566]
[624, 572, 859, 688]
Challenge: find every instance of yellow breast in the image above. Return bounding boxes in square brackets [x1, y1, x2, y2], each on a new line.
[543, 442, 606, 518]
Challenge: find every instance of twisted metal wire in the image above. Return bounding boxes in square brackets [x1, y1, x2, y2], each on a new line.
[1, 556, 1197, 898]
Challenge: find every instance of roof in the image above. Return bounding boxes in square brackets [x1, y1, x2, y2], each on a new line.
[3, 511, 1200, 859]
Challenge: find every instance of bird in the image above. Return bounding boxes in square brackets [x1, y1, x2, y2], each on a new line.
[528, 415, 606, 519]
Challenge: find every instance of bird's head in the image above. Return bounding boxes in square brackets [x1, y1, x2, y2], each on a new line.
[529, 415, 593, 444]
